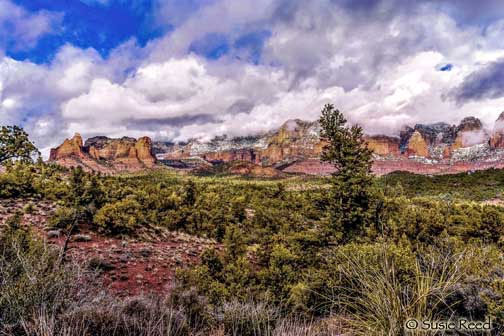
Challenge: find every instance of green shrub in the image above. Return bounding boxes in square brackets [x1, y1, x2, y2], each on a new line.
[0, 163, 37, 198]
[22, 202, 35, 214]
[48, 207, 77, 229]
[0, 218, 86, 333]
[93, 197, 145, 234]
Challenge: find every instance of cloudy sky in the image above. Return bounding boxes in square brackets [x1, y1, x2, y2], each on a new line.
[3, 0, 504, 156]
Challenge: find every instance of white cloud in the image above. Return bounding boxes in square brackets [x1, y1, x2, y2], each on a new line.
[1, 98, 16, 109]
[61, 56, 286, 141]
[0, 0, 62, 50]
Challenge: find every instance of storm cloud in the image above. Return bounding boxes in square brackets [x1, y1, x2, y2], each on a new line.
[451, 58, 504, 104]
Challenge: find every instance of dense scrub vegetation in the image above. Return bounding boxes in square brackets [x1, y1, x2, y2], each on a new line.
[2, 163, 504, 334]
[380, 168, 504, 201]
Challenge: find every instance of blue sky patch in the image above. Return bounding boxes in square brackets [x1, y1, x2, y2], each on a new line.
[7, 0, 168, 63]
[439, 64, 453, 72]
[234, 30, 271, 64]
[189, 33, 230, 60]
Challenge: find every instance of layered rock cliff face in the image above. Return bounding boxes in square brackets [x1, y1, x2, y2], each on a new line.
[49, 134, 157, 173]
[364, 135, 400, 157]
[154, 113, 504, 176]
[157, 120, 323, 166]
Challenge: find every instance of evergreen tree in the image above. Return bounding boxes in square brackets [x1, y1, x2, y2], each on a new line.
[223, 225, 246, 262]
[319, 104, 375, 241]
[183, 180, 197, 206]
[0, 126, 40, 164]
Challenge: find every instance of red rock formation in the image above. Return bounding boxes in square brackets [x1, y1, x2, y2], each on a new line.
[49, 133, 85, 161]
[365, 135, 400, 156]
[282, 159, 336, 175]
[405, 131, 429, 157]
[49, 135, 157, 173]
[202, 149, 257, 163]
[255, 120, 323, 164]
[51, 114, 504, 176]
[135, 137, 156, 168]
[282, 157, 504, 176]
[154, 116, 503, 176]
[490, 112, 504, 149]
[451, 117, 486, 150]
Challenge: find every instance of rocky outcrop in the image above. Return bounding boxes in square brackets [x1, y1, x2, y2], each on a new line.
[451, 117, 487, 150]
[49, 134, 157, 173]
[255, 120, 323, 165]
[157, 119, 324, 166]
[413, 122, 457, 146]
[49, 133, 85, 161]
[281, 159, 336, 175]
[202, 149, 257, 164]
[490, 112, 504, 149]
[364, 135, 400, 157]
[135, 137, 156, 168]
[398, 123, 457, 159]
[405, 131, 430, 157]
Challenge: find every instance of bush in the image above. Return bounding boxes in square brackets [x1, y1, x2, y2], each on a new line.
[56, 296, 189, 336]
[48, 207, 77, 229]
[0, 218, 90, 333]
[0, 163, 37, 198]
[94, 197, 145, 234]
[23, 202, 35, 214]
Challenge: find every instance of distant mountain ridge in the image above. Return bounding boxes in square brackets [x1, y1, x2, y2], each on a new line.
[154, 112, 504, 175]
[49, 112, 504, 175]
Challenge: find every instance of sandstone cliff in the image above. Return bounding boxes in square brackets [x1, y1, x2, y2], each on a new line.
[405, 131, 430, 157]
[49, 134, 157, 173]
[364, 135, 400, 157]
[490, 112, 504, 149]
[49, 133, 85, 160]
[451, 117, 487, 151]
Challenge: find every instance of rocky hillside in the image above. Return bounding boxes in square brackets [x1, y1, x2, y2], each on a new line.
[154, 112, 504, 175]
[156, 119, 324, 168]
[49, 134, 157, 173]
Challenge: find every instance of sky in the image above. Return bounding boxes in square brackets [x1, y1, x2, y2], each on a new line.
[3, 0, 504, 157]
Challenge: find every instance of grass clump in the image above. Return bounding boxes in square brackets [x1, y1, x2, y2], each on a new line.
[0, 214, 92, 335]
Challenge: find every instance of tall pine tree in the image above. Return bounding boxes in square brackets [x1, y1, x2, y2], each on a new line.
[319, 104, 375, 242]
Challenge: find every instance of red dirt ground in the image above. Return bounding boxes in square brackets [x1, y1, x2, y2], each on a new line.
[0, 199, 221, 297]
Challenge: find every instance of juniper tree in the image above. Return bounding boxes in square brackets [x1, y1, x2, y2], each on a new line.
[59, 167, 104, 264]
[319, 104, 375, 241]
[0, 126, 40, 164]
